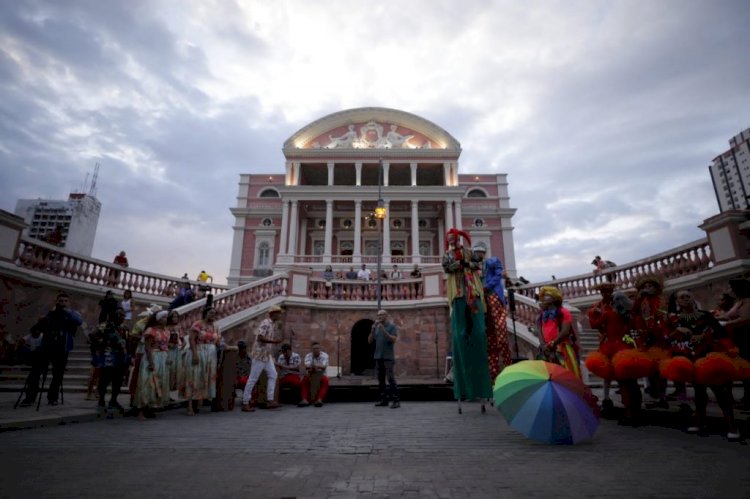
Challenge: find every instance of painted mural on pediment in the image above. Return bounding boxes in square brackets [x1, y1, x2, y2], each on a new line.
[306, 121, 435, 150]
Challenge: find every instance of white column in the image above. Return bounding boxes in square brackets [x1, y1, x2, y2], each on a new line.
[279, 201, 290, 255]
[355, 162, 362, 186]
[327, 161, 334, 186]
[292, 162, 300, 186]
[455, 200, 463, 231]
[382, 200, 391, 263]
[445, 201, 454, 230]
[383, 161, 390, 187]
[323, 199, 333, 263]
[285, 161, 292, 185]
[410, 162, 418, 186]
[410, 200, 420, 263]
[354, 200, 362, 264]
[502, 225, 518, 279]
[228, 216, 246, 286]
[438, 219, 445, 258]
[288, 200, 299, 258]
[443, 162, 451, 186]
[299, 218, 308, 256]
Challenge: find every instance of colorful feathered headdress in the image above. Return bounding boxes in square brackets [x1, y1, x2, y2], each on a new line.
[445, 228, 471, 250]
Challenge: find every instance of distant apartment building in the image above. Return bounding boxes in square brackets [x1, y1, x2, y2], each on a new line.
[709, 127, 750, 212]
[14, 193, 101, 256]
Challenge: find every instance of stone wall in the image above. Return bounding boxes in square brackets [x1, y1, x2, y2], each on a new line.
[222, 305, 452, 377]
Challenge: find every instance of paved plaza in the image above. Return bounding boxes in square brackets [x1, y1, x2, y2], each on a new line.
[0, 397, 748, 499]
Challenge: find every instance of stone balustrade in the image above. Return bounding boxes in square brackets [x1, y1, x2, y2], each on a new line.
[15, 236, 228, 296]
[308, 277, 423, 301]
[514, 238, 713, 300]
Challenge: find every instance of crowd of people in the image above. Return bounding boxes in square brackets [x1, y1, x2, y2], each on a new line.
[584, 274, 749, 440]
[13, 289, 401, 419]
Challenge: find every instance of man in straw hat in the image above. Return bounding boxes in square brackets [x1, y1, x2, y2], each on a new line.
[242, 305, 284, 412]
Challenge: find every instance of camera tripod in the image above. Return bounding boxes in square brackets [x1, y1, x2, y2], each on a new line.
[13, 359, 64, 411]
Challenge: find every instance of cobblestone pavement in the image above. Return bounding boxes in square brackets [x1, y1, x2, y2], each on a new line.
[0, 401, 748, 499]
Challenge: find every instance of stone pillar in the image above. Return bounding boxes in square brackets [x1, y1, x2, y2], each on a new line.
[279, 201, 290, 255]
[455, 200, 463, 231]
[383, 161, 390, 187]
[288, 200, 299, 258]
[443, 162, 452, 186]
[355, 162, 362, 187]
[411, 200, 420, 263]
[228, 216, 246, 286]
[299, 218, 308, 256]
[438, 219, 445, 257]
[324, 199, 334, 263]
[285, 161, 292, 186]
[383, 200, 391, 263]
[699, 210, 750, 265]
[354, 200, 362, 264]
[327, 161, 334, 186]
[445, 201, 454, 230]
[410, 162, 418, 186]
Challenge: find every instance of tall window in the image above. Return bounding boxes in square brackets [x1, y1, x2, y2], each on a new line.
[258, 242, 270, 267]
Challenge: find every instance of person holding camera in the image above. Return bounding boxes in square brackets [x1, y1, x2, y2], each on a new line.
[21, 292, 82, 407]
[369, 309, 400, 409]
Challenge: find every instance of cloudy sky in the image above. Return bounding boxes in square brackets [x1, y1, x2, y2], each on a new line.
[2, 0, 748, 284]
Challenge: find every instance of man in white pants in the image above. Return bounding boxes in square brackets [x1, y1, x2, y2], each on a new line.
[242, 305, 284, 412]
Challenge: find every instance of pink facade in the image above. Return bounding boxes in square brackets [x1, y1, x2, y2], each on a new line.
[228, 108, 517, 286]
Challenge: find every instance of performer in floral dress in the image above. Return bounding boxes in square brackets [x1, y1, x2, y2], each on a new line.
[135, 310, 171, 420]
[184, 307, 221, 416]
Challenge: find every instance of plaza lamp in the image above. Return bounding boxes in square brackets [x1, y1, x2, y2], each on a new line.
[375, 158, 387, 309]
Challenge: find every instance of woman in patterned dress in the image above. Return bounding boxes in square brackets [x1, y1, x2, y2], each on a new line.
[184, 307, 221, 416]
[166, 310, 182, 394]
[481, 254, 512, 382]
[135, 310, 171, 421]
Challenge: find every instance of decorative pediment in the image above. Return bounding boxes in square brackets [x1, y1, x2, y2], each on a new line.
[283, 107, 461, 153]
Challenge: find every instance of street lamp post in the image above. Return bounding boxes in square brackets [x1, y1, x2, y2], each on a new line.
[374, 158, 387, 309]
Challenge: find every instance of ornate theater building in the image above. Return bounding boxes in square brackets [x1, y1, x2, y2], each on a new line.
[229, 107, 517, 284]
[227, 107, 518, 376]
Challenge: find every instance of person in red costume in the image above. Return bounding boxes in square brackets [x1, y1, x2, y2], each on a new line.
[630, 273, 670, 409]
[586, 283, 629, 417]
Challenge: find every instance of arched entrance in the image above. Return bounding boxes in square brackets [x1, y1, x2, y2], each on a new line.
[350, 319, 375, 375]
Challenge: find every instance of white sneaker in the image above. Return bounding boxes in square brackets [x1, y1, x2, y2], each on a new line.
[686, 426, 700, 433]
[727, 430, 741, 440]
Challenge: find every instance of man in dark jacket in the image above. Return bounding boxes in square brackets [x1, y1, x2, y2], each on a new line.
[21, 292, 83, 406]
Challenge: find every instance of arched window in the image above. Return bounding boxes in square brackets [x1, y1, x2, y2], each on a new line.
[259, 189, 280, 198]
[466, 189, 487, 198]
[258, 242, 270, 267]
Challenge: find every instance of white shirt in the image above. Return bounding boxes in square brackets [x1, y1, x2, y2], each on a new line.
[357, 269, 371, 281]
[304, 351, 329, 371]
[276, 352, 302, 377]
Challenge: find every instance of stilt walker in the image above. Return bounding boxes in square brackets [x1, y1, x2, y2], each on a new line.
[442, 229, 491, 414]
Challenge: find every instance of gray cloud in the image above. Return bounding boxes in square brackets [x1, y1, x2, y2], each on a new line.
[1, 0, 748, 284]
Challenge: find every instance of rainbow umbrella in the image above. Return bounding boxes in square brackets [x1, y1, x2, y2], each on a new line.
[494, 360, 599, 445]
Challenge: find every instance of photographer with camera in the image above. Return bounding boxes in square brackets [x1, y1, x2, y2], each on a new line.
[20, 292, 83, 407]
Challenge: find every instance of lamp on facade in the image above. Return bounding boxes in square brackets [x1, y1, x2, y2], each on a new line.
[376, 159, 388, 309]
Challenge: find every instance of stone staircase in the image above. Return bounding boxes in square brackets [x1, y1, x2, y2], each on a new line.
[0, 332, 98, 395]
[576, 327, 601, 386]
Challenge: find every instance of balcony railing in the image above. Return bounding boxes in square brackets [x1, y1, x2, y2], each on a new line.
[307, 277, 423, 301]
